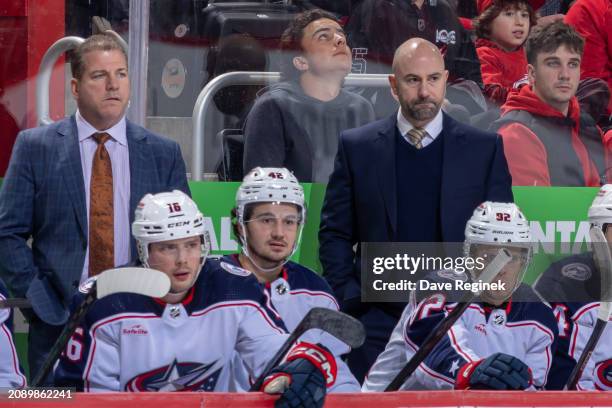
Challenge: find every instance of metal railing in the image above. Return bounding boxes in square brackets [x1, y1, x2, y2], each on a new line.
[36, 32, 128, 126]
[191, 71, 390, 181]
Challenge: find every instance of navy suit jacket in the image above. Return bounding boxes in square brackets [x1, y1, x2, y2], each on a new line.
[0, 116, 190, 325]
[318, 113, 513, 314]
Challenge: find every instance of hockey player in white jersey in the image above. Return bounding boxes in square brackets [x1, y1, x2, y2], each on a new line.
[54, 190, 338, 407]
[0, 278, 26, 388]
[364, 202, 558, 391]
[224, 167, 359, 392]
[534, 184, 612, 390]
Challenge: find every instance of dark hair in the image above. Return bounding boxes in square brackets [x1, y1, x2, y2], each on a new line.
[70, 34, 127, 79]
[525, 21, 584, 65]
[473, 0, 537, 41]
[279, 9, 339, 80]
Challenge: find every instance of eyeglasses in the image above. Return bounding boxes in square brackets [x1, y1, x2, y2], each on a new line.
[246, 214, 301, 230]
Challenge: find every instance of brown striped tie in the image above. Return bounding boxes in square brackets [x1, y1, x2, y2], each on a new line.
[407, 127, 427, 149]
[89, 133, 114, 276]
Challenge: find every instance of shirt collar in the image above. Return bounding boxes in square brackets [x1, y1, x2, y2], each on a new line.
[76, 110, 127, 146]
[396, 108, 443, 140]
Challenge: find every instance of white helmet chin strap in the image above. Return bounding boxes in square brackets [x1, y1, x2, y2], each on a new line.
[239, 220, 304, 274]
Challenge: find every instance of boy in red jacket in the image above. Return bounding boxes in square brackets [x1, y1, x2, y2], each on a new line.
[473, 0, 541, 105]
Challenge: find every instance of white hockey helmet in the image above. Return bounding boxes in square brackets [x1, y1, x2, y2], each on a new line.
[235, 167, 305, 271]
[132, 190, 210, 268]
[464, 202, 532, 294]
[588, 184, 612, 231]
[236, 167, 306, 223]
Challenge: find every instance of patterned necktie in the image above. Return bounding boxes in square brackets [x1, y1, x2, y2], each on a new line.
[89, 133, 114, 276]
[407, 127, 427, 149]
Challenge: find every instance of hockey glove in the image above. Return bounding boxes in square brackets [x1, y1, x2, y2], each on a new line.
[261, 342, 337, 408]
[455, 352, 532, 390]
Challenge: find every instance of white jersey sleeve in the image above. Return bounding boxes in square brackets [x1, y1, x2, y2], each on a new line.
[234, 305, 289, 379]
[362, 303, 414, 391]
[83, 321, 122, 392]
[568, 302, 612, 390]
[0, 296, 26, 388]
[405, 289, 556, 390]
[226, 260, 360, 393]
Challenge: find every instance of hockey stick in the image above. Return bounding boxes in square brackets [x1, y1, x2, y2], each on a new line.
[31, 267, 171, 387]
[385, 248, 512, 391]
[565, 227, 612, 390]
[249, 307, 366, 391]
[0, 298, 32, 309]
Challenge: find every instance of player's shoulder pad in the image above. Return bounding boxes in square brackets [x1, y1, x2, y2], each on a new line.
[219, 260, 252, 277]
[533, 252, 599, 303]
[200, 257, 265, 303]
[78, 276, 98, 294]
[511, 284, 558, 332]
[284, 261, 334, 295]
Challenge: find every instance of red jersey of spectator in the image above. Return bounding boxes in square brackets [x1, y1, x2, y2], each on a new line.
[497, 85, 601, 186]
[476, 38, 528, 105]
[565, 0, 612, 114]
[0, 102, 18, 177]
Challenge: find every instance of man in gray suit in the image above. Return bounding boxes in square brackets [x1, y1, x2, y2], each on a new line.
[0, 34, 190, 383]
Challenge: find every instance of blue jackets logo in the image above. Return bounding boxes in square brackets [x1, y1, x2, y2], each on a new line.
[124, 359, 221, 391]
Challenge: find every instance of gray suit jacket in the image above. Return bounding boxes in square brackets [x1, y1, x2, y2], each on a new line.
[0, 116, 190, 325]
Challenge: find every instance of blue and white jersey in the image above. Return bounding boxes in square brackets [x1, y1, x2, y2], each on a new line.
[0, 279, 26, 388]
[362, 302, 415, 391]
[535, 253, 612, 390]
[54, 260, 289, 392]
[222, 255, 360, 392]
[383, 269, 558, 390]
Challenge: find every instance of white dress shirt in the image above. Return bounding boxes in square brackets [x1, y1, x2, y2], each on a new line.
[396, 108, 444, 148]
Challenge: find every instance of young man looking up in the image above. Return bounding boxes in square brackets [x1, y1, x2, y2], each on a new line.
[243, 10, 374, 183]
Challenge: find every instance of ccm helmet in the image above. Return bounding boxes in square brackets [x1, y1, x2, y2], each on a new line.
[132, 190, 210, 268]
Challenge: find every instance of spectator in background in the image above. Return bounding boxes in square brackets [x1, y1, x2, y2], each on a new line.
[319, 38, 513, 383]
[0, 34, 190, 384]
[493, 22, 606, 186]
[243, 9, 375, 183]
[473, 0, 540, 106]
[575, 78, 611, 182]
[0, 92, 19, 177]
[565, 0, 612, 116]
[345, 0, 484, 118]
[345, 0, 482, 84]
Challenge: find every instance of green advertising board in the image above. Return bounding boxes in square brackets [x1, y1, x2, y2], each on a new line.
[10, 183, 602, 378]
[192, 183, 600, 282]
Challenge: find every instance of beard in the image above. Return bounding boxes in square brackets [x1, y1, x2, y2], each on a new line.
[402, 97, 442, 122]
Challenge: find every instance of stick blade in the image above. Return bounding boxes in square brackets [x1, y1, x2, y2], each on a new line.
[301, 308, 365, 349]
[589, 227, 612, 321]
[590, 227, 612, 302]
[96, 267, 171, 299]
[477, 248, 512, 287]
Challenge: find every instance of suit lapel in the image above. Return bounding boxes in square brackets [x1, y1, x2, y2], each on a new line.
[375, 115, 398, 238]
[58, 117, 87, 238]
[127, 121, 154, 226]
[440, 113, 468, 235]
[441, 113, 468, 191]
